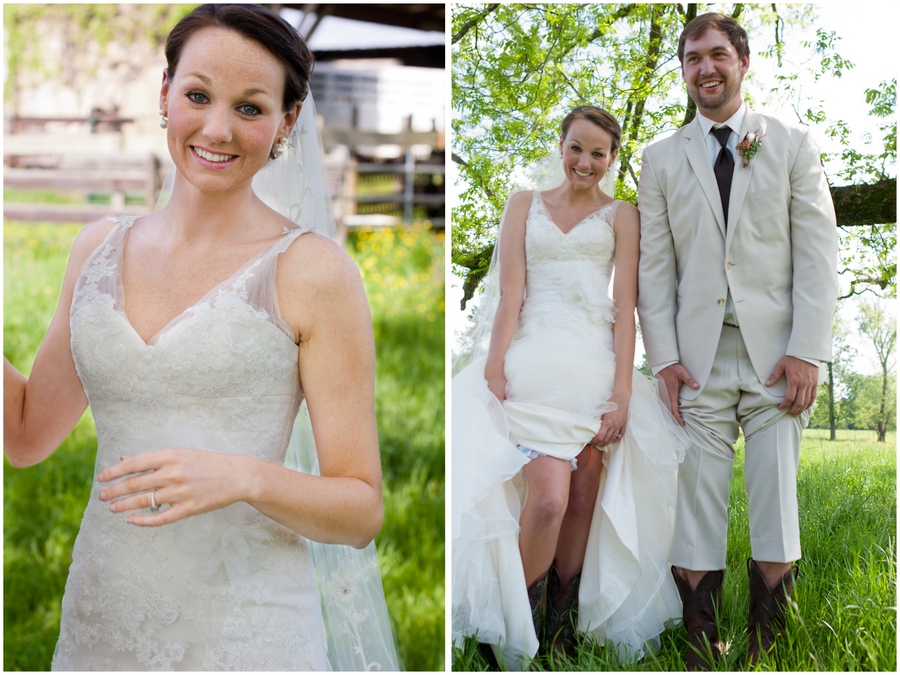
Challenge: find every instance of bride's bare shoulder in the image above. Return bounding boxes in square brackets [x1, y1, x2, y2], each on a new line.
[276, 231, 369, 341]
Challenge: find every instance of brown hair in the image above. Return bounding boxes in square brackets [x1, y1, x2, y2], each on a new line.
[677, 12, 750, 63]
[165, 4, 315, 111]
[560, 106, 622, 154]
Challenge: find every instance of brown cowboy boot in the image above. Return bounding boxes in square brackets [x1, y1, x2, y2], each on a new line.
[671, 567, 725, 671]
[528, 569, 550, 648]
[545, 565, 581, 660]
[747, 558, 798, 667]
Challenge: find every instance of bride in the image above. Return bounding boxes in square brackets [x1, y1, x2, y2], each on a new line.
[452, 106, 687, 669]
[4, 4, 398, 671]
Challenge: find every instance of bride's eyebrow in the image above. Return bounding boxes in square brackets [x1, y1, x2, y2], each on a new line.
[184, 72, 273, 98]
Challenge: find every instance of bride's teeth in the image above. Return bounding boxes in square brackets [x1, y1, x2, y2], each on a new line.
[194, 147, 234, 162]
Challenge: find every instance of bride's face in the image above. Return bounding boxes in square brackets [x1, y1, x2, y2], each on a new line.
[558, 119, 617, 192]
[160, 27, 301, 196]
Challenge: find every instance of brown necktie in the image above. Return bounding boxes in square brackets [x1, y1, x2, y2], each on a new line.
[712, 125, 734, 225]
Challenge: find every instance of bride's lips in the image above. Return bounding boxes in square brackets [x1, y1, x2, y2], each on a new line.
[191, 145, 238, 168]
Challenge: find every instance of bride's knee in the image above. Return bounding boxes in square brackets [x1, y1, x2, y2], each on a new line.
[527, 489, 568, 527]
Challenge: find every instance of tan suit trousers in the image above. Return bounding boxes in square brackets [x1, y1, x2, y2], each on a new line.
[671, 325, 808, 571]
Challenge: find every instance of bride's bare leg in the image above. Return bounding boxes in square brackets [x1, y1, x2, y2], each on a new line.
[520, 455, 572, 586]
[553, 445, 604, 584]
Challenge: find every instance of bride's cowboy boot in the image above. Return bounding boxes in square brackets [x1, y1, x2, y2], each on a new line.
[747, 558, 798, 667]
[671, 567, 725, 671]
[545, 566, 581, 661]
[528, 569, 550, 646]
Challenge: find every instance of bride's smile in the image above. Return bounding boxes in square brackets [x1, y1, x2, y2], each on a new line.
[161, 26, 298, 195]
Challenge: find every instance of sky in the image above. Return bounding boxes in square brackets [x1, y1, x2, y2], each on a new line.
[450, 4, 897, 377]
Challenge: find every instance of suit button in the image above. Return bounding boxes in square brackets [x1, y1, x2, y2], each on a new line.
[725, 262, 733, 269]
[717, 298, 726, 306]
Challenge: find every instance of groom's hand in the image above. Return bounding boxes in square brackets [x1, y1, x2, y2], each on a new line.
[658, 363, 699, 426]
[767, 355, 818, 415]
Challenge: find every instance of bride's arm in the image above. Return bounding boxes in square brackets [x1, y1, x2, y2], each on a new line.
[4, 219, 114, 467]
[98, 233, 383, 549]
[483, 191, 530, 401]
[594, 203, 640, 446]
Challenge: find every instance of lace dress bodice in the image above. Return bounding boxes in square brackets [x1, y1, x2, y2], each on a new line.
[517, 192, 619, 345]
[54, 216, 330, 671]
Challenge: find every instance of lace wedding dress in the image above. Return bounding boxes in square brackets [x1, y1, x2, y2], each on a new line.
[54, 216, 330, 670]
[452, 191, 687, 669]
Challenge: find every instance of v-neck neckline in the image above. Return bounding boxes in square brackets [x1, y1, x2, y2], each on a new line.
[537, 192, 614, 235]
[116, 218, 299, 347]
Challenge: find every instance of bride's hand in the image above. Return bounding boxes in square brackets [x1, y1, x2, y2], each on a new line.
[485, 370, 508, 403]
[97, 448, 249, 526]
[592, 391, 630, 447]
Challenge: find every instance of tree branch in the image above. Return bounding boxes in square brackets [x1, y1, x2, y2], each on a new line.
[452, 4, 500, 45]
[831, 178, 897, 227]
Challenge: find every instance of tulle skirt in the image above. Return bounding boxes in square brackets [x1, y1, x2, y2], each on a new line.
[452, 333, 687, 669]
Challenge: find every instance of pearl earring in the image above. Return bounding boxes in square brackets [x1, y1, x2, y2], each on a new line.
[159, 109, 168, 129]
[271, 137, 288, 159]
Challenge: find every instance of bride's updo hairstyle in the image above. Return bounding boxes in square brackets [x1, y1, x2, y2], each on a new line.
[165, 4, 315, 111]
[561, 106, 622, 155]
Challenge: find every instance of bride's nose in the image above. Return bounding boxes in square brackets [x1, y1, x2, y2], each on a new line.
[202, 106, 233, 144]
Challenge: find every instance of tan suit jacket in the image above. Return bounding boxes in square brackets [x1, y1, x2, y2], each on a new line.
[637, 107, 838, 400]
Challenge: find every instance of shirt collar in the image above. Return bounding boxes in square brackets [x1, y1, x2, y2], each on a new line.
[697, 102, 746, 137]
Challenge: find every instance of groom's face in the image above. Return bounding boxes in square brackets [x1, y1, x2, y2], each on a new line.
[681, 28, 749, 122]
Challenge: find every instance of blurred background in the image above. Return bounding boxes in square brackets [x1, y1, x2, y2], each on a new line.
[3, 4, 445, 671]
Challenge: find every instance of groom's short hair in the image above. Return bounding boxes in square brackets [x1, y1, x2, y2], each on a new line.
[677, 12, 750, 64]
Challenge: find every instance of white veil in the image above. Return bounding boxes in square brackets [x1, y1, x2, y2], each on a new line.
[452, 152, 566, 375]
[156, 96, 402, 671]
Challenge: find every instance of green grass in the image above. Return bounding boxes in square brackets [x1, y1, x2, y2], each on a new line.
[454, 428, 896, 671]
[3, 221, 445, 671]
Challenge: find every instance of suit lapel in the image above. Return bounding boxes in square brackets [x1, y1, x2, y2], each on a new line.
[727, 108, 764, 249]
[683, 118, 727, 236]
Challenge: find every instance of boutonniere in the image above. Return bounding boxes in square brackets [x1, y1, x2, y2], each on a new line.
[736, 130, 765, 167]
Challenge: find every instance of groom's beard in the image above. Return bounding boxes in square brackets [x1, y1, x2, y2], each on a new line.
[689, 74, 743, 116]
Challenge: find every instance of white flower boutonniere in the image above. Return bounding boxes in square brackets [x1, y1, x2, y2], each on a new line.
[736, 130, 765, 168]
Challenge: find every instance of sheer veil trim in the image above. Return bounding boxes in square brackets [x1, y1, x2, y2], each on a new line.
[155, 95, 401, 672]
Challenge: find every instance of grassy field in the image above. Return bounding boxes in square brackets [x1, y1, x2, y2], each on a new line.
[454, 428, 896, 671]
[3, 220, 445, 671]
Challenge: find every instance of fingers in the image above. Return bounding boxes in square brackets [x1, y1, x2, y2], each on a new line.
[676, 366, 700, 390]
[126, 503, 184, 527]
[98, 470, 159, 503]
[97, 452, 162, 483]
[594, 415, 627, 447]
[658, 364, 694, 425]
[770, 357, 819, 415]
[106, 487, 163, 515]
[766, 362, 785, 387]
[664, 378, 685, 425]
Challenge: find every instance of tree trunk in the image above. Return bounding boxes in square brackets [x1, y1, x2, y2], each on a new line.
[827, 361, 836, 441]
[878, 363, 888, 442]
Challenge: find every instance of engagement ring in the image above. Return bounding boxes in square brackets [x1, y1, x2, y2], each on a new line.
[150, 489, 160, 512]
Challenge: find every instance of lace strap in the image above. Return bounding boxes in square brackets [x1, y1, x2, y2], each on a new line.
[238, 228, 308, 342]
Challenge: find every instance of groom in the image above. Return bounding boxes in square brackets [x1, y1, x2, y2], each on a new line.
[637, 12, 838, 669]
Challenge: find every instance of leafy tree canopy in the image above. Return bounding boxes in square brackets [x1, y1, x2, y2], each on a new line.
[452, 3, 896, 307]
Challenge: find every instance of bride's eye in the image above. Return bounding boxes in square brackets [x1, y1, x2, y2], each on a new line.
[186, 91, 208, 105]
[238, 103, 262, 116]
